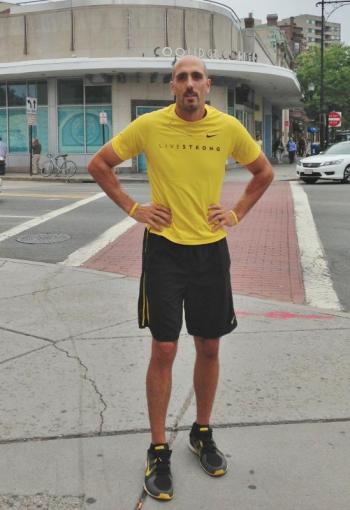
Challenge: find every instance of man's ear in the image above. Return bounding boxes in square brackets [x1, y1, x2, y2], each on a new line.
[207, 78, 212, 93]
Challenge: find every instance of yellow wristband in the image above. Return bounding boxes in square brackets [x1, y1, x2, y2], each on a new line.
[230, 210, 239, 225]
[128, 202, 139, 217]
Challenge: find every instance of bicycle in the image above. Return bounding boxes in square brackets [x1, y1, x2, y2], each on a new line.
[41, 153, 77, 178]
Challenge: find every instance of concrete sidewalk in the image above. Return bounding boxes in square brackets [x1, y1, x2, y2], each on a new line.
[0, 162, 298, 184]
[1, 258, 350, 509]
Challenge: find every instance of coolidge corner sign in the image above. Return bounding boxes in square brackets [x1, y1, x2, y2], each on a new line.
[154, 46, 258, 62]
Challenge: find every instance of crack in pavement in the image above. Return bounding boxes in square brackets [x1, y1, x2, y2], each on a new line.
[2, 416, 350, 446]
[51, 339, 108, 435]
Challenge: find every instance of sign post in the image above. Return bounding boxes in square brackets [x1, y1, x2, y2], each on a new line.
[26, 97, 38, 176]
[99, 111, 108, 145]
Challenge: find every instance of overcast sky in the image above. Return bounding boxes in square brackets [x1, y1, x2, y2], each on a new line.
[3, 0, 350, 45]
[227, 0, 350, 45]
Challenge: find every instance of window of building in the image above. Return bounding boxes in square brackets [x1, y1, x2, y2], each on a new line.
[58, 79, 84, 105]
[7, 83, 26, 107]
[28, 81, 48, 105]
[227, 89, 235, 117]
[85, 85, 111, 104]
[0, 83, 6, 108]
[57, 79, 112, 154]
[0, 108, 6, 146]
[1, 81, 48, 153]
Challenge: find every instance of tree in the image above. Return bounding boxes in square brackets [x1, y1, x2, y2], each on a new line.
[296, 44, 350, 129]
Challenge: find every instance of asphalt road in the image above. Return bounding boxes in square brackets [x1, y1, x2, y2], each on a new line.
[300, 180, 350, 312]
[0, 180, 150, 264]
[0, 175, 349, 310]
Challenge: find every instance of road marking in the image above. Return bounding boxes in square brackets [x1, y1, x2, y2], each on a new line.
[61, 216, 136, 266]
[290, 182, 342, 311]
[0, 215, 36, 219]
[2, 192, 94, 199]
[0, 192, 105, 243]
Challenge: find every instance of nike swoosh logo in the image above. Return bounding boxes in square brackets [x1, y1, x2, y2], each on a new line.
[145, 466, 154, 477]
[145, 459, 155, 477]
[206, 134, 217, 138]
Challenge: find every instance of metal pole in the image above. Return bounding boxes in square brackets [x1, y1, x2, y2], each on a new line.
[29, 124, 33, 176]
[320, 0, 325, 151]
[316, 0, 350, 149]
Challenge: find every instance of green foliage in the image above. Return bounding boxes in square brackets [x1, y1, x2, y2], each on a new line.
[296, 44, 350, 128]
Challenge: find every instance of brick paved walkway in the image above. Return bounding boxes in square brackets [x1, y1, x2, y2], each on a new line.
[83, 181, 305, 304]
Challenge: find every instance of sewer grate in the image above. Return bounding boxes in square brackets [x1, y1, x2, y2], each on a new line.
[16, 233, 71, 244]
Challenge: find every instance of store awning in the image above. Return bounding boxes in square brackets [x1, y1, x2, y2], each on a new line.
[0, 56, 302, 107]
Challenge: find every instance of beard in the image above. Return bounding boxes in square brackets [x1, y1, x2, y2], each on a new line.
[180, 95, 200, 112]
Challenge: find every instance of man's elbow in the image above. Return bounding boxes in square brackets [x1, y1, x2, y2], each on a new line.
[266, 164, 274, 185]
[87, 154, 100, 177]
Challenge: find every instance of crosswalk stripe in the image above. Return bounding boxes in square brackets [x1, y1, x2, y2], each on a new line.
[60, 216, 136, 267]
[0, 192, 105, 243]
[290, 182, 342, 311]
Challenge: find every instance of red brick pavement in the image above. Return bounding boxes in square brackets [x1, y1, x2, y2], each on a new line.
[83, 181, 305, 304]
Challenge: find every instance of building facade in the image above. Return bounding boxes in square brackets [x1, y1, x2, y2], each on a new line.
[280, 14, 341, 50]
[0, 0, 301, 171]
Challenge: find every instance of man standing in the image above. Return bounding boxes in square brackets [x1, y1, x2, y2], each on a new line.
[32, 138, 42, 175]
[88, 56, 273, 501]
[287, 137, 297, 164]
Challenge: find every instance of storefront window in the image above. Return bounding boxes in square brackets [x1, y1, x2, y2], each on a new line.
[7, 83, 26, 107]
[0, 83, 6, 107]
[9, 109, 27, 152]
[33, 107, 49, 154]
[0, 108, 7, 144]
[0, 81, 48, 153]
[86, 106, 112, 153]
[58, 106, 85, 154]
[227, 89, 235, 117]
[58, 79, 112, 154]
[85, 85, 111, 104]
[28, 81, 48, 105]
[58, 79, 84, 105]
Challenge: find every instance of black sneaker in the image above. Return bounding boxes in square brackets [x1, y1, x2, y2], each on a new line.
[189, 422, 227, 477]
[144, 443, 173, 501]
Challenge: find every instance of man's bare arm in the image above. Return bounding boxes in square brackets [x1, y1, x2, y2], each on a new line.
[88, 143, 172, 231]
[208, 152, 274, 230]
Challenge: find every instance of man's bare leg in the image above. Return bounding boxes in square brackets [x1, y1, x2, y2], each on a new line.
[193, 337, 220, 424]
[146, 338, 178, 444]
[190, 337, 227, 477]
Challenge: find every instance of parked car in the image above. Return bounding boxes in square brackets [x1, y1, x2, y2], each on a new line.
[296, 141, 350, 184]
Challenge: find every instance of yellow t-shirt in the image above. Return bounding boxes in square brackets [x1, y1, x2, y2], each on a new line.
[111, 104, 260, 245]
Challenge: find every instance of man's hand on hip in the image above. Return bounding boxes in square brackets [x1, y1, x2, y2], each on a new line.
[207, 204, 239, 232]
[132, 203, 172, 231]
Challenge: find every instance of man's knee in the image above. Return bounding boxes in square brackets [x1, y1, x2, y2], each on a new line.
[151, 340, 178, 366]
[195, 338, 220, 360]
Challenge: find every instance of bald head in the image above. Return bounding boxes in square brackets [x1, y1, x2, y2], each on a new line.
[172, 56, 208, 80]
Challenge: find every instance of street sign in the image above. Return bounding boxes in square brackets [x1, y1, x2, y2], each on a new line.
[26, 96, 38, 114]
[27, 113, 37, 126]
[99, 111, 108, 125]
[328, 111, 341, 128]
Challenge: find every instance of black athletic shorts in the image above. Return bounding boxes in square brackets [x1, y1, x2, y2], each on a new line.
[138, 230, 237, 342]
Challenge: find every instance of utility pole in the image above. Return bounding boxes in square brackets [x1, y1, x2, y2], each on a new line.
[319, 0, 325, 150]
[316, 0, 350, 150]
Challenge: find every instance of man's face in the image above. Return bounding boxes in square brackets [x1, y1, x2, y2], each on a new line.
[170, 58, 211, 114]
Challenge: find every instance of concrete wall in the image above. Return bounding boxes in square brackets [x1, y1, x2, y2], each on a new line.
[0, 4, 240, 62]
